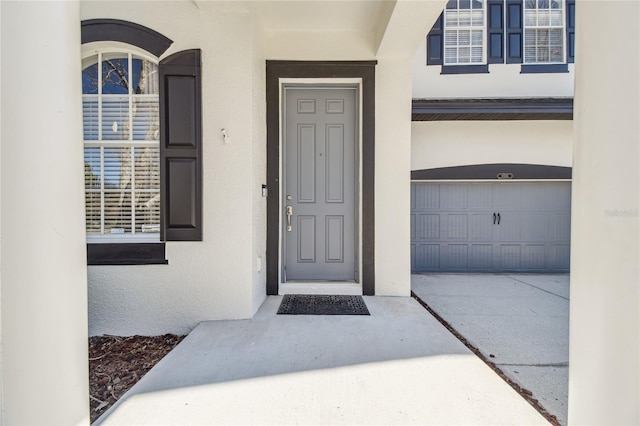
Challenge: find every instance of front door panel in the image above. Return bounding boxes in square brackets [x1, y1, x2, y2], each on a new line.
[283, 87, 356, 281]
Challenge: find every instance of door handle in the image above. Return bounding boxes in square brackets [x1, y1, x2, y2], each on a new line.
[286, 205, 293, 232]
[493, 213, 497, 225]
[497, 213, 501, 225]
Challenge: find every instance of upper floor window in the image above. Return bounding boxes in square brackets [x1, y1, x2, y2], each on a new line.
[444, 0, 486, 65]
[524, 0, 565, 63]
[426, 0, 574, 73]
[82, 50, 160, 241]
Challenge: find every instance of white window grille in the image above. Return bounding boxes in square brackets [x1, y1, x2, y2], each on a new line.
[444, 0, 486, 65]
[524, 0, 565, 63]
[82, 51, 160, 241]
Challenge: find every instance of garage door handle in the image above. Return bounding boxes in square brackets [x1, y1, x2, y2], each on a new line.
[493, 213, 497, 225]
[497, 213, 501, 225]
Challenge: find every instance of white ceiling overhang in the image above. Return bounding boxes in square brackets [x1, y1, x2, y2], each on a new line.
[247, 0, 445, 59]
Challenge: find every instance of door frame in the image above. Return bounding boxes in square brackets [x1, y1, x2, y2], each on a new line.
[266, 61, 376, 296]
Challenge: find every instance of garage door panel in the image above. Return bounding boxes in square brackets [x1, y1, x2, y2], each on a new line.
[470, 214, 493, 239]
[445, 245, 468, 269]
[494, 184, 523, 209]
[521, 214, 549, 241]
[468, 184, 493, 209]
[522, 244, 546, 270]
[549, 214, 571, 241]
[410, 183, 416, 209]
[415, 184, 439, 210]
[410, 244, 416, 269]
[410, 214, 416, 239]
[520, 183, 549, 210]
[550, 245, 570, 270]
[493, 214, 522, 241]
[414, 244, 440, 270]
[500, 244, 522, 270]
[411, 181, 571, 273]
[441, 184, 468, 210]
[469, 244, 493, 269]
[447, 214, 468, 239]
[542, 183, 572, 210]
[417, 214, 440, 239]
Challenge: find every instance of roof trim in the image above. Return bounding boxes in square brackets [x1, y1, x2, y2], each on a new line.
[412, 98, 573, 121]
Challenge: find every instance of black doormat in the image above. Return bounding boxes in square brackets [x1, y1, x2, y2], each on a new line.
[277, 294, 370, 315]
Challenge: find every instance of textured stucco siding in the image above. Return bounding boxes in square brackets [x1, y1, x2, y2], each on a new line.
[412, 120, 573, 172]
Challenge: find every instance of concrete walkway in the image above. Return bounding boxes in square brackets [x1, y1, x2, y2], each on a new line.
[412, 273, 569, 425]
[96, 296, 547, 425]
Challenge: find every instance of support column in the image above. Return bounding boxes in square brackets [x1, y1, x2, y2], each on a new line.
[375, 57, 413, 296]
[569, 1, 639, 424]
[1, 1, 89, 424]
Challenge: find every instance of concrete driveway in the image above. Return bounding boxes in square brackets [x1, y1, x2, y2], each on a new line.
[412, 273, 569, 426]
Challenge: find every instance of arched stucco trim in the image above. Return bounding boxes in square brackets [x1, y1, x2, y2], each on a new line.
[411, 163, 572, 180]
[81, 19, 173, 57]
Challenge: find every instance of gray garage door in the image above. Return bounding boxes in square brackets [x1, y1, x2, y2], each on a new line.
[411, 182, 571, 272]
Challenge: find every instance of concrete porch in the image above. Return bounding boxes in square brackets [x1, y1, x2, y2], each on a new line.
[96, 296, 547, 425]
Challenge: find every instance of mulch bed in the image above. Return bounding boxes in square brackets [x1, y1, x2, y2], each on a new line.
[89, 334, 185, 423]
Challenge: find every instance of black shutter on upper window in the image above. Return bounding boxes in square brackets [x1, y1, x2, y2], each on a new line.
[506, 0, 523, 63]
[487, 0, 505, 63]
[159, 49, 203, 241]
[566, 0, 575, 63]
[426, 13, 444, 65]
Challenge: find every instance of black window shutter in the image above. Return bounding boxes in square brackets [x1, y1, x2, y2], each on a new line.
[566, 0, 575, 63]
[426, 13, 444, 65]
[506, 0, 523, 63]
[159, 49, 203, 241]
[487, 0, 505, 63]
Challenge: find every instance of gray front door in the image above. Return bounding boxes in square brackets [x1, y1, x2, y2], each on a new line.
[283, 86, 357, 281]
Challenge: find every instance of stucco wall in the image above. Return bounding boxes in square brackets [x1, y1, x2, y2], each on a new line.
[412, 120, 573, 171]
[251, 9, 268, 316]
[84, 1, 418, 335]
[569, 1, 640, 423]
[84, 2, 263, 335]
[0, 3, 4, 419]
[375, 58, 412, 296]
[412, 37, 575, 99]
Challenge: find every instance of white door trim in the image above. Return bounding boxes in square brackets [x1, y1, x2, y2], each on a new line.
[278, 79, 363, 293]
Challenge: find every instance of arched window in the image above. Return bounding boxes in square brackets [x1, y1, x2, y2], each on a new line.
[81, 20, 201, 264]
[82, 50, 160, 241]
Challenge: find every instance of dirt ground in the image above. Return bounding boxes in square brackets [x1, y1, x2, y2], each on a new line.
[88, 334, 185, 423]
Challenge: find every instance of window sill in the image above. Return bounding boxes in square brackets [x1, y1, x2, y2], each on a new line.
[87, 243, 167, 266]
[521, 64, 569, 73]
[441, 64, 489, 75]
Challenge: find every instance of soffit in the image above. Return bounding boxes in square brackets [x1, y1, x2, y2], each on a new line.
[255, 0, 391, 33]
